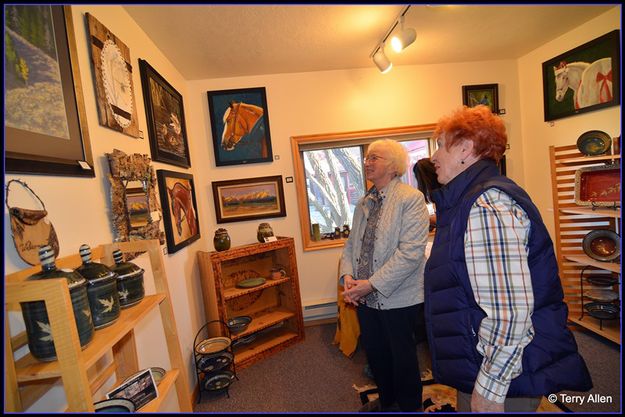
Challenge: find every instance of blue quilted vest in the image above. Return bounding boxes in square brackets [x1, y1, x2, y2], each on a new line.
[424, 159, 592, 396]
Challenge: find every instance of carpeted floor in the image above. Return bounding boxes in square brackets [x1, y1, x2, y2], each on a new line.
[193, 322, 620, 413]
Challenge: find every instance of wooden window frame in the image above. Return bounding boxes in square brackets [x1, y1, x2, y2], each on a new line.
[290, 124, 436, 251]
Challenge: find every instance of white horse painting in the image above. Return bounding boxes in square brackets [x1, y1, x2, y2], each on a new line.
[553, 57, 613, 109]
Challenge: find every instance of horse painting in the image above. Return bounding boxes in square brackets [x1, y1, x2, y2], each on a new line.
[221, 101, 267, 155]
[167, 182, 197, 238]
[553, 57, 613, 110]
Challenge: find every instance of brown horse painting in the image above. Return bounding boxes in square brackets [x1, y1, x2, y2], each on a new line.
[221, 101, 267, 155]
[167, 182, 197, 237]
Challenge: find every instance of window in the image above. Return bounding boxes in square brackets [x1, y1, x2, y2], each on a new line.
[291, 124, 436, 251]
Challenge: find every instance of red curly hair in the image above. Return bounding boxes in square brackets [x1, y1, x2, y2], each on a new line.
[433, 105, 507, 163]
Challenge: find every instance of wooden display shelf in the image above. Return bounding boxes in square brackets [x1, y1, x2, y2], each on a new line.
[230, 308, 295, 341]
[569, 316, 620, 345]
[559, 207, 621, 218]
[13, 294, 164, 382]
[198, 237, 305, 371]
[224, 276, 290, 300]
[564, 255, 621, 274]
[557, 154, 620, 165]
[233, 327, 300, 367]
[5, 240, 192, 412]
[550, 143, 620, 346]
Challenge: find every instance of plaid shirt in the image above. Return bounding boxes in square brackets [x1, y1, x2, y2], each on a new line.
[464, 188, 535, 403]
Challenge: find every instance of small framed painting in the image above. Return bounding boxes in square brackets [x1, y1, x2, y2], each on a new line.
[462, 83, 499, 114]
[139, 59, 191, 168]
[207, 87, 273, 166]
[212, 175, 286, 223]
[157, 170, 200, 254]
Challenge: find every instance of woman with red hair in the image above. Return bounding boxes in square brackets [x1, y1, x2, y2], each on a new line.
[425, 105, 592, 412]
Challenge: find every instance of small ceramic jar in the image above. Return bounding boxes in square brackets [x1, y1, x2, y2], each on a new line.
[214, 228, 231, 251]
[341, 225, 350, 239]
[21, 245, 94, 361]
[76, 244, 121, 329]
[110, 249, 145, 308]
[257, 223, 274, 242]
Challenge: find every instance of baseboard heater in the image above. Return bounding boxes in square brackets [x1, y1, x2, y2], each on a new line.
[302, 300, 338, 322]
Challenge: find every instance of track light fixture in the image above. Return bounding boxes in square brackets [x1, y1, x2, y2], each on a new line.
[373, 44, 392, 73]
[369, 5, 415, 73]
[391, 15, 416, 53]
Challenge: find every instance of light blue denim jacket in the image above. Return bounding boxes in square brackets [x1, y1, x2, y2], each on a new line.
[339, 177, 429, 309]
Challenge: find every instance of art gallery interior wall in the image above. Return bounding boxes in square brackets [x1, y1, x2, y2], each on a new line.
[4, 5, 620, 412]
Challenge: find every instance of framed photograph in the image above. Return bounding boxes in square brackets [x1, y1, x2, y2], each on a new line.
[139, 59, 191, 168]
[5, 6, 95, 177]
[542, 30, 620, 122]
[207, 87, 273, 166]
[86, 13, 140, 138]
[106, 368, 158, 410]
[157, 170, 200, 253]
[212, 175, 286, 223]
[462, 83, 499, 114]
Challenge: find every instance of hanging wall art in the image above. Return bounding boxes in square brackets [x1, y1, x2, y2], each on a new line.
[86, 13, 140, 137]
[5, 6, 94, 177]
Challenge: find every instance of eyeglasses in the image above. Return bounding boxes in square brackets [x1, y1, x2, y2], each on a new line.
[364, 155, 385, 163]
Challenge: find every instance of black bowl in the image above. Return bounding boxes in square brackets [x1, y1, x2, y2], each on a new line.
[582, 230, 620, 262]
[226, 315, 252, 334]
[203, 370, 236, 391]
[584, 302, 620, 320]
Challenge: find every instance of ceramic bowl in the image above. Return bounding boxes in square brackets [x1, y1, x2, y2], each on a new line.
[576, 130, 611, 156]
[195, 336, 231, 355]
[198, 351, 233, 373]
[584, 302, 619, 320]
[203, 370, 236, 391]
[226, 315, 252, 334]
[582, 230, 620, 262]
[94, 398, 136, 413]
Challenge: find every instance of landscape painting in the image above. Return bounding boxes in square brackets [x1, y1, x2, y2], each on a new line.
[212, 176, 286, 223]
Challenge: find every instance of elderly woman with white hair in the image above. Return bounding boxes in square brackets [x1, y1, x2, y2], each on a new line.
[340, 139, 430, 412]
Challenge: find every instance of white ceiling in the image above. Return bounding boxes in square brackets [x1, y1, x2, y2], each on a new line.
[124, 4, 616, 80]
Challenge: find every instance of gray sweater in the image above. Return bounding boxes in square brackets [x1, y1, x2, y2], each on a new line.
[339, 177, 429, 309]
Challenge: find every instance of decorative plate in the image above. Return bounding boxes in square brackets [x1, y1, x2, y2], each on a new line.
[203, 370, 236, 391]
[122, 367, 166, 386]
[584, 289, 619, 302]
[195, 336, 231, 355]
[574, 164, 620, 207]
[226, 315, 252, 334]
[197, 351, 233, 373]
[586, 275, 619, 287]
[233, 333, 257, 346]
[94, 398, 136, 413]
[236, 277, 266, 288]
[583, 302, 619, 320]
[576, 130, 611, 156]
[582, 230, 620, 262]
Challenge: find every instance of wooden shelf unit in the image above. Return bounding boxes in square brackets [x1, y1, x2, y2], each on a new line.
[549, 142, 621, 344]
[5, 240, 192, 412]
[198, 237, 305, 369]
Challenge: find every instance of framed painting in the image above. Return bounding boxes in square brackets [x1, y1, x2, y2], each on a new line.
[207, 87, 273, 166]
[157, 170, 200, 254]
[139, 59, 191, 168]
[85, 13, 140, 138]
[212, 175, 286, 223]
[462, 83, 499, 114]
[5, 5, 95, 177]
[542, 30, 620, 122]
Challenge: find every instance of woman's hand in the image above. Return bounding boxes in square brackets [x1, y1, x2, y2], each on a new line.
[343, 279, 373, 306]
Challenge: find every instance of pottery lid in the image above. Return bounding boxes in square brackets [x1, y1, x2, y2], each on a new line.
[110, 250, 144, 279]
[27, 247, 87, 289]
[77, 245, 117, 283]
